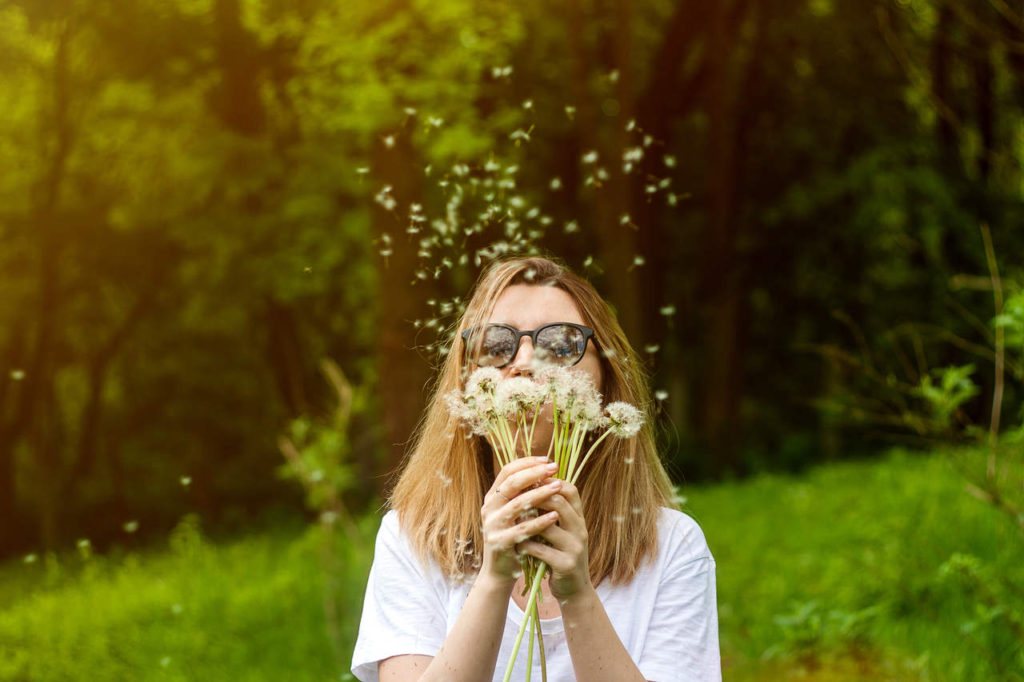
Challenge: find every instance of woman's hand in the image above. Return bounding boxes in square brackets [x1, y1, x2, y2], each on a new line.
[480, 456, 562, 583]
[517, 479, 591, 600]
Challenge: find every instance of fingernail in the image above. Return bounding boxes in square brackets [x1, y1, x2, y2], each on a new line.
[545, 463, 558, 472]
[548, 480, 562, 489]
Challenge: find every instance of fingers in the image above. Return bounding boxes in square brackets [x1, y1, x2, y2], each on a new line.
[488, 511, 560, 551]
[488, 458, 558, 505]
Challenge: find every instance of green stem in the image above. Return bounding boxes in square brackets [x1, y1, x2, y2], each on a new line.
[502, 562, 548, 682]
[534, 598, 547, 682]
[525, 604, 535, 682]
[569, 429, 612, 486]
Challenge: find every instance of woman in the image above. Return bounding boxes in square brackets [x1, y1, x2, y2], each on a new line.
[352, 256, 720, 681]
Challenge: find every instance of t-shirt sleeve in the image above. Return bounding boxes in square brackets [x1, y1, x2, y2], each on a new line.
[636, 511, 722, 682]
[350, 510, 448, 682]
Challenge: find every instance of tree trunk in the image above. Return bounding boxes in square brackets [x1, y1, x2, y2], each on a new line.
[372, 132, 434, 475]
[697, 0, 755, 475]
[566, 0, 641, 341]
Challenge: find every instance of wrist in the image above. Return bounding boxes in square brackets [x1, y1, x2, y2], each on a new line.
[557, 581, 598, 615]
[474, 567, 515, 595]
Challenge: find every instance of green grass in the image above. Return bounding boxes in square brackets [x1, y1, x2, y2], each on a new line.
[685, 449, 1024, 681]
[1, 451, 1021, 681]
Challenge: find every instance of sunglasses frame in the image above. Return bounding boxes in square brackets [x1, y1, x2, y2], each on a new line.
[461, 322, 596, 368]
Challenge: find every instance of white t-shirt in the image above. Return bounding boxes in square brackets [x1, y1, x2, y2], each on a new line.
[351, 507, 721, 682]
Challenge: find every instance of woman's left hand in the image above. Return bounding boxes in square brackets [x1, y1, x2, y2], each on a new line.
[516, 479, 592, 601]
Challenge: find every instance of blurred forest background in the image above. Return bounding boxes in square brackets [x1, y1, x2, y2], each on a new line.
[3, 0, 1024, 679]
[3, 0, 1021, 554]
[2, 0, 1024, 561]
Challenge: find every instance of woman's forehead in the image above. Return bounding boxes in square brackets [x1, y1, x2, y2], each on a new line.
[488, 284, 585, 327]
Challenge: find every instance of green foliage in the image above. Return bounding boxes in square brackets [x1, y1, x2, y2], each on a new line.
[0, 515, 377, 681]
[688, 450, 1024, 680]
[915, 364, 979, 427]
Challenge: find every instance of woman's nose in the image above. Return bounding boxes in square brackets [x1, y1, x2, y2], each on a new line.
[508, 336, 535, 376]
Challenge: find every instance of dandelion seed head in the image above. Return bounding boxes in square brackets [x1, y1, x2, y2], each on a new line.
[604, 402, 644, 438]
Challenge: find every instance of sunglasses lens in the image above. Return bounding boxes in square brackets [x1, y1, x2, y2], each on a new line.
[536, 324, 586, 366]
[475, 326, 516, 367]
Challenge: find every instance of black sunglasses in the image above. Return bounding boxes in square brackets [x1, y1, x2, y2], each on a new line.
[461, 322, 596, 368]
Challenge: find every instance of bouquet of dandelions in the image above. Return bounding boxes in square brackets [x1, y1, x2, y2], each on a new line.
[446, 365, 644, 682]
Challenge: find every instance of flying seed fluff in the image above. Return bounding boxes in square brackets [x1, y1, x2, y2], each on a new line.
[389, 256, 675, 585]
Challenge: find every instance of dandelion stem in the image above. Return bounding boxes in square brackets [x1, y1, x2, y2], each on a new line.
[503, 561, 548, 682]
[569, 429, 613, 486]
[535, 602, 547, 682]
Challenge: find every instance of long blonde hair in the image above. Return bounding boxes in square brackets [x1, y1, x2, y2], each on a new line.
[389, 256, 675, 585]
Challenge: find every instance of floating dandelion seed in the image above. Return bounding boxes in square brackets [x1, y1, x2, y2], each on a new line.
[645, 184, 657, 194]
[171, 603, 183, 615]
[491, 65, 513, 78]
[404, 107, 417, 116]
[23, 553, 37, 564]
[565, 105, 576, 120]
[608, 69, 620, 83]
[619, 214, 631, 226]
[428, 116, 444, 128]
[626, 119, 637, 131]
[564, 220, 579, 234]
[596, 167, 609, 181]
[583, 255, 594, 268]
[383, 135, 395, 149]
[10, 369, 25, 380]
[509, 129, 531, 144]
[355, 167, 369, 175]
[522, 99, 533, 110]
[643, 134, 653, 147]
[644, 344, 660, 354]
[160, 657, 171, 668]
[180, 475, 192, 487]
[484, 158, 500, 172]
[660, 305, 676, 317]
[667, 193, 678, 206]
[123, 520, 139, 533]
[303, 266, 312, 274]
[549, 177, 562, 190]
[663, 154, 677, 168]
[582, 150, 598, 164]
[655, 390, 669, 401]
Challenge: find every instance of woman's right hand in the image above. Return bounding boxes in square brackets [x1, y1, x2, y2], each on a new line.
[480, 456, 562, 583]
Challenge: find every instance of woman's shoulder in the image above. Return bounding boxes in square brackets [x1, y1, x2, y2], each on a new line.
[655, 506, 715, 566]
